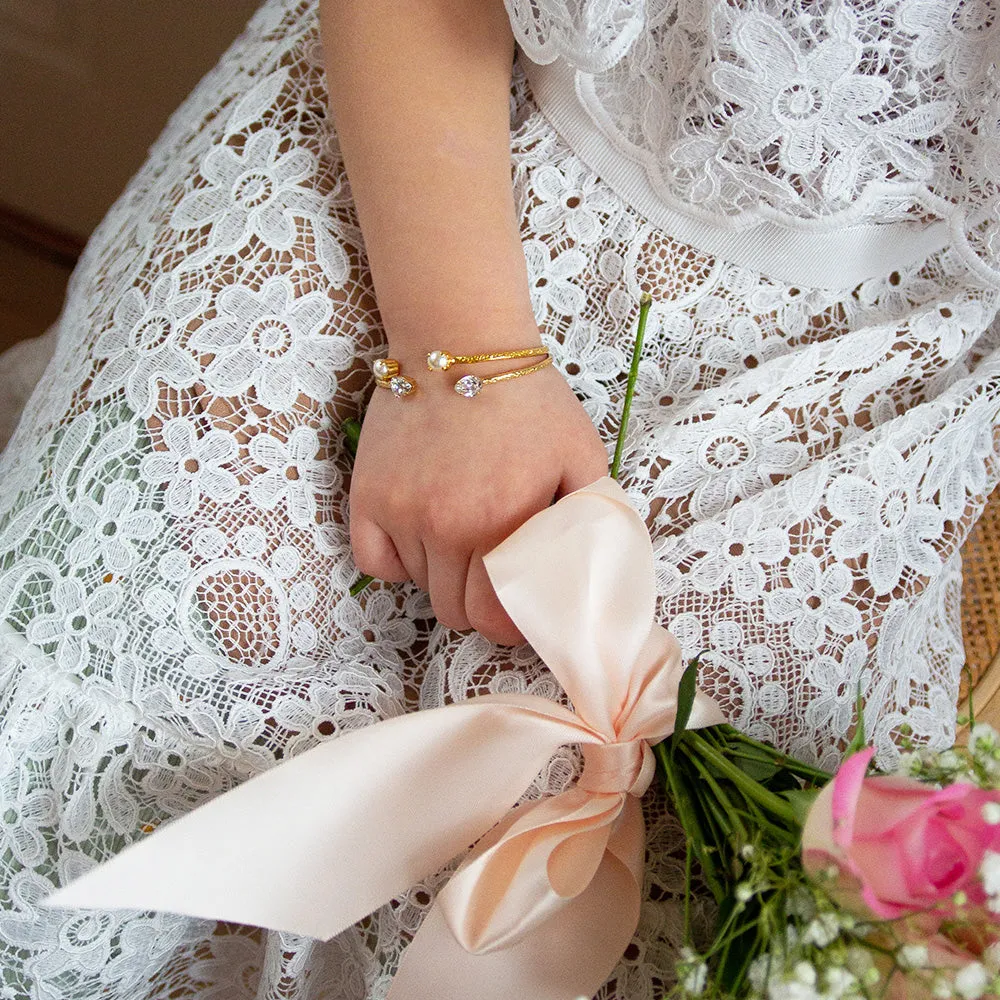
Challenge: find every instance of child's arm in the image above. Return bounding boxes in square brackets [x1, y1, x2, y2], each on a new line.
[321, 0, 607, 643]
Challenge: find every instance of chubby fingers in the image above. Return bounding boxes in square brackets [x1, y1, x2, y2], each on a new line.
[352, 526, 521, 644]
[425, 546, 472, 632]
[349, 516, 409, 584]
[464, 551, 524, 646]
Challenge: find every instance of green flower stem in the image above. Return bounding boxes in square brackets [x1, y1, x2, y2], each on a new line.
[684, 732, 800, 827]
[656, 741, 726, 903]
[682, 838, 694, 946]
[699, 891, 762, 961]
[349, 574, 375, 597]
[610, 292, 652, 481]
[743, 811, 800, 847]
[678, 739, 746, 842]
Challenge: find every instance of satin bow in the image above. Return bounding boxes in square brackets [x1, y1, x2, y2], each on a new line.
[47, 477, 723, 999]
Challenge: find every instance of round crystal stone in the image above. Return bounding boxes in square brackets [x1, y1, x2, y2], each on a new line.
[454, 375, 482, 398]
[373, 359, 391, 378]
[389, 376, 414, 397]
[426, 350, 451, 371]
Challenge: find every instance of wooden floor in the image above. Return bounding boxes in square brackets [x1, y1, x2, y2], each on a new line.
[2, 230, 1000, 733]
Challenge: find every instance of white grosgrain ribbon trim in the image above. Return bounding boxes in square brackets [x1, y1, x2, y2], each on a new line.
[45, 477, 724, 1000]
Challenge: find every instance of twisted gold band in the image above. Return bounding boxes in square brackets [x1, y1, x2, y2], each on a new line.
[451, 355, 553, 398]
[425, 346, 548, 372]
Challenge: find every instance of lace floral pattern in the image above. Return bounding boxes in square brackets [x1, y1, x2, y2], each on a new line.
[506, 0, 1000, 284]
[1, 1, 1000, 998]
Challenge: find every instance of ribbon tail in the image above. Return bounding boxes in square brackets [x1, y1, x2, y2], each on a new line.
[44, 695, 587, 941]
[388, 851, 641, 1000]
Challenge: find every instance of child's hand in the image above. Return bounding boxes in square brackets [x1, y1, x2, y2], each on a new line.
[349, 361, 608, 644]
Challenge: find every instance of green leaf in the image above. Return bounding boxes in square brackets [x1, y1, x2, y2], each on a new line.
[675, 654, 703, 738]
[760, 765, 804, 796]
[733, 756, 779, 783]
[780, 788, 820, 827]
[342, 417, 362, 459]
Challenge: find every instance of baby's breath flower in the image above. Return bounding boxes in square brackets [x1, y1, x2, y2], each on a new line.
[741, 843, 756, 860]
[787, 886, 817, 920]
[802, 913, 840, 948]
[897, 943, 929, 969]
[932, 973, 954, 999]
[897, 752, 922, 777]
[954, 889, 969, 907]
[822, 966, 856, 999]
[768, 975, 820, 1000]
[955, 962, 989, 999]
[681, 961, 707, 995]
[970, 725, 1000, 781]
[748, 955, 771, 992]
[980, 850, 1000, 896]
[736, 882, 755, 903]
[678, 947, 707, 996]
[983, 801, 1000, 825]
[793, 962, 817, 986]
[844, 946, 876, 980]
[970, 723, 999, 751]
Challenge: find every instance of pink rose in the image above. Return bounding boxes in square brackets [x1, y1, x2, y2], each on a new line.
[802, 748, 1000, 921]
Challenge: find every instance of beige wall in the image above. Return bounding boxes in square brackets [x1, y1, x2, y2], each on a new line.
[0, 0, 262, 241]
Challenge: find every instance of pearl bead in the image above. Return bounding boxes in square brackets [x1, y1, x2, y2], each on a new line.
[426, 350, 451, 371]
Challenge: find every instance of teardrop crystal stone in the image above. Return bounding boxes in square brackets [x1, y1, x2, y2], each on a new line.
[454, 375, 483, 398]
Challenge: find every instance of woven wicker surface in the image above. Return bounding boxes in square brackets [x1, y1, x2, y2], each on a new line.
[959, 494, 1000, 729]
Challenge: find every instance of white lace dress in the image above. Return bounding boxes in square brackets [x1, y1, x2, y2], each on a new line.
[2, 1, 1000, 998]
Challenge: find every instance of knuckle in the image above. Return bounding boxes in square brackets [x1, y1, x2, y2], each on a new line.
[422, 503, 462, 542]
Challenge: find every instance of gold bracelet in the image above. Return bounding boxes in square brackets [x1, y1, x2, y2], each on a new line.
[425, 347, 548, 372]
[372, 358, 416, 398]
[453, 356, 553, 397]
[426, 346, 552, 398]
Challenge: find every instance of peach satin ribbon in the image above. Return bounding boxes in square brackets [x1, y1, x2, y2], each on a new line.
[47, 477, 723, 999]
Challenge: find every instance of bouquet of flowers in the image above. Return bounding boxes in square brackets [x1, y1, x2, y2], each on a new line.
[661, 683, 1000, 1000]
[46, 291, 1000, 1000]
